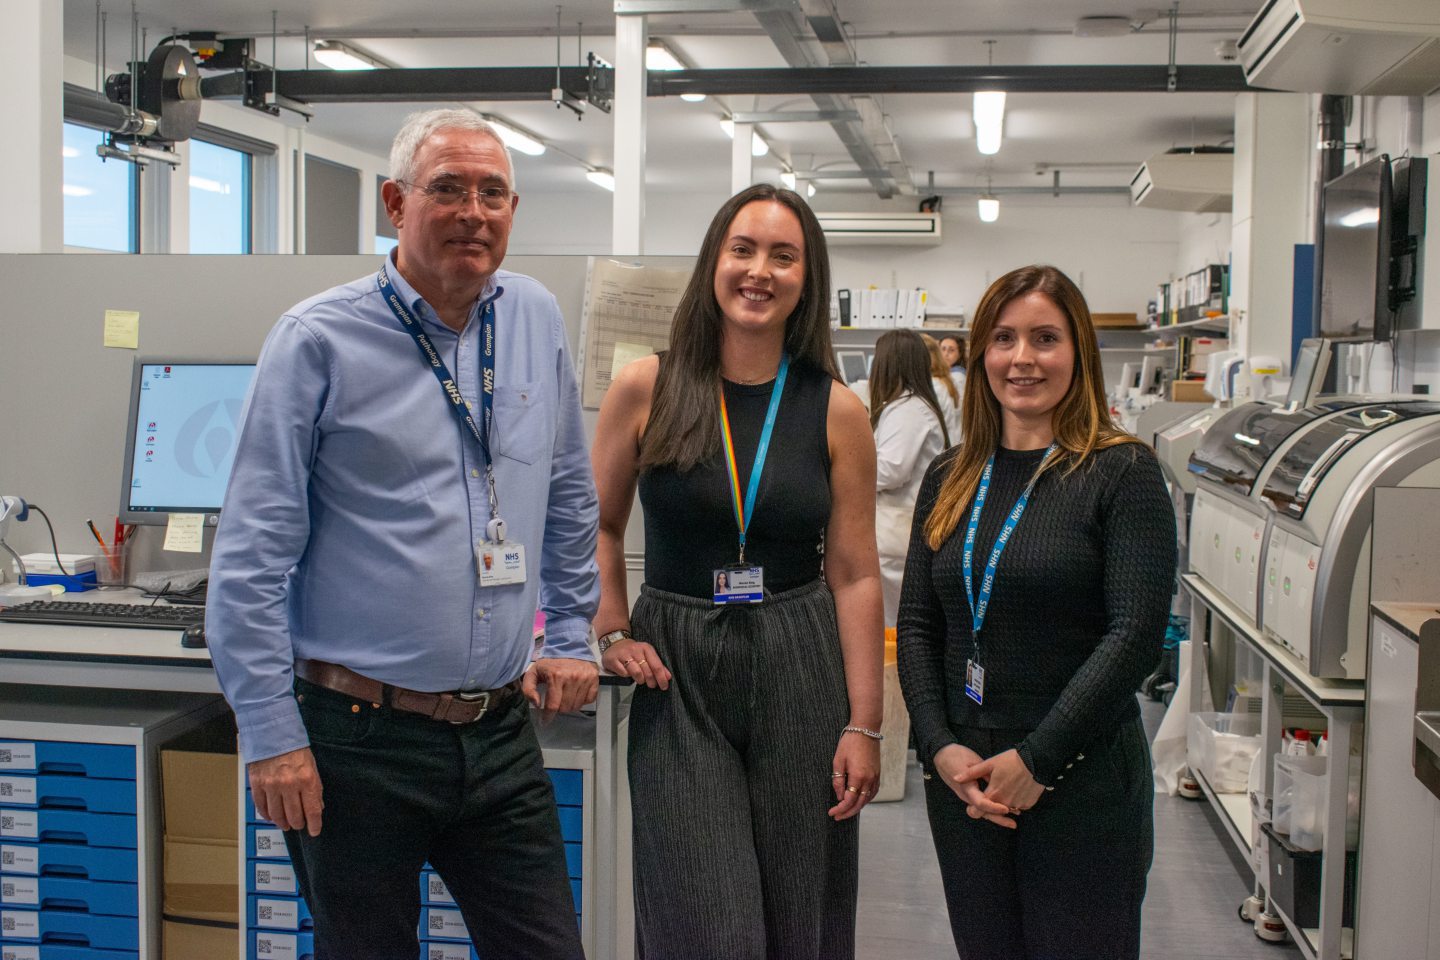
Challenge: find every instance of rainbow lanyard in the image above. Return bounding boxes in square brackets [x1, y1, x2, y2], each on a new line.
[718, 353, 790, 564]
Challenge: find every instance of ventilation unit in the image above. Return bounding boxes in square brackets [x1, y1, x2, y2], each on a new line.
[1239, 0, 1440, 95]
[816, 212, 942, 245]
[1130, 151, 1234, 214]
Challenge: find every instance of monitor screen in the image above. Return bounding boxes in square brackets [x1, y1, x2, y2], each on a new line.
[1318, 155, 1392, 341]
[119, 361, 256, 525]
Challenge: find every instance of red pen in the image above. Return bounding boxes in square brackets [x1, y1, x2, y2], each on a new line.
[113, 518, 125, 547]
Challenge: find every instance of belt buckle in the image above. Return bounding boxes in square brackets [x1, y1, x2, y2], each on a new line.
[448, 689, 491, 724]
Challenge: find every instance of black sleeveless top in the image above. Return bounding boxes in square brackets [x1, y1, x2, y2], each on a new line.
[639, 359, 833, 598]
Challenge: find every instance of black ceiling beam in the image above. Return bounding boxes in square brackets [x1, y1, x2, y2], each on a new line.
[649, 64, 1256, 96]
[198, 63, 1255, 106]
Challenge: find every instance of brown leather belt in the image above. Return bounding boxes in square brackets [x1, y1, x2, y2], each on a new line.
[294, 658, 521, 724]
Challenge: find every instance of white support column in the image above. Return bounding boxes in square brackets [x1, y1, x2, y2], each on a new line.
[1230, 92, 1312, 396]
[1, 0, 63, 252]
[731, 122, 755, 195]
[612, 14, 647, 257]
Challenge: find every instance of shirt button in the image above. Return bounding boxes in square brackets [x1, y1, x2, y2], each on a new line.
[465, 400, 474, 410]
[476, 608, 486, 620]
[471, 469, 480, 478]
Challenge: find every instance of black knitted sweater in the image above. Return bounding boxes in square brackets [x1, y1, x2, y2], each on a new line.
[896, 442, 1177, 786]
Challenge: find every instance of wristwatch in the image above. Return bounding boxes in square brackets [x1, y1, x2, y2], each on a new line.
[596, 629, 633, 654]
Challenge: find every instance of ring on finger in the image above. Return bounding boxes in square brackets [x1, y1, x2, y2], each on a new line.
[830, 772, 844, 779]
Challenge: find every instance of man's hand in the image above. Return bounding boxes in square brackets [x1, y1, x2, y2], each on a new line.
[523, 658, 600, 721]
[248, 747, 323, 836]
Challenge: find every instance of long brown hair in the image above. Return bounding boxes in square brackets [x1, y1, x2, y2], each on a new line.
[924, 264, 1142, 549]
[870, 329, 949, 447]
[640, 183, 839, 471]
[920, 333, 960, 406]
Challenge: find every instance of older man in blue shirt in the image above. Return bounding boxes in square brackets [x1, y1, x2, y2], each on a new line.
[207, 108, 599, 960]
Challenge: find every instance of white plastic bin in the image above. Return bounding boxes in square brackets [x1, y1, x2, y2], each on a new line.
[1187, 711, 1262, 793]
[1273, 753, 1326, 836]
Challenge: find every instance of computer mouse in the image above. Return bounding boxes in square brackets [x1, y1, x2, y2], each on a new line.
[181, 624, 207, 648]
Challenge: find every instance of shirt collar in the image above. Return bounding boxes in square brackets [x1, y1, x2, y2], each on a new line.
[382, 249, 503, 333]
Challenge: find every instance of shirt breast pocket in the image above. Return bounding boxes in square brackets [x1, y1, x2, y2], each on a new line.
[494, 382, 548, 465]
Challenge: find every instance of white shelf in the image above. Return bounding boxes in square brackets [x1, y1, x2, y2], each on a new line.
[1099, 347, 1171, 354]
[1193, 767, 1254, 863]
[1148, 317, 1231, 339]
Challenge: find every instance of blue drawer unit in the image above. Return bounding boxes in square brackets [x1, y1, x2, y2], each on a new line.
[0, 843, 138, 883]
[0, 777, 135, 816]
[0, 809, 136, 850]
[0, 907, 138, 951]
[546, 769, 582, 807]
[247, 895, 313, 932]
[249, 860, 299, 896]
[1, 875, 137, 917]
[563, 842, 581, 880]
[246, 825, 289, 861]
[419, 907, 469, 943]
[0, 743, 134, 781]
[244, 790, 271, 826]
[556, 804, 581, 843]
[0, 945, 138, 960]
[249, 929, 314, 960]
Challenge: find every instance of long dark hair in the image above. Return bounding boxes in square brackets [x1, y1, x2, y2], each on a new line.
[869, 329, 949, 447]
[924, 264, 1142, 549]
[639, 183, 838, 471]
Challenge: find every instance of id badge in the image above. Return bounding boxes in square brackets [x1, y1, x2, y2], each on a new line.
[713, 565, 764, 605]
[477, 541, 527, 586]
[965, 658, 985, 706]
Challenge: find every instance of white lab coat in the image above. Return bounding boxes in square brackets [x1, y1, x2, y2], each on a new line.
[874, 393, 948, 627]
[932, 376, 962, 445]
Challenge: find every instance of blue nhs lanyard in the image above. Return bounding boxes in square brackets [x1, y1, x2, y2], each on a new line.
[962, 444, 1058, 653]
[378, 265, 503, 516]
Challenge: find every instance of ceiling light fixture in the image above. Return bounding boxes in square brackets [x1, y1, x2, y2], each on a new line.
[586, 168, 616, 192]
[780, 170, 797, 190]
[977, 195, 1000, 222]
[973, 91, 1006, 156]
[482, 115, 546, 157]
[647, 41, 706, 102]
[806, 182, 816, 198]
[313, 40, 385, 71]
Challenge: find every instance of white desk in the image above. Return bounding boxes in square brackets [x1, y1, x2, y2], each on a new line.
[0, 617, 635, 960]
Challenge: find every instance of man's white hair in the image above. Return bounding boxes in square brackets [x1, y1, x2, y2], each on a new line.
[388, 108, 517, 190]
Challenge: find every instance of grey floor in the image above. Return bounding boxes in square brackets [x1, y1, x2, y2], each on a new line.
[855, 696, 1304, 959]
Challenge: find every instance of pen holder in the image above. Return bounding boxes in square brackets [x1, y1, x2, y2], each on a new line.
[97, 540, 131, 587]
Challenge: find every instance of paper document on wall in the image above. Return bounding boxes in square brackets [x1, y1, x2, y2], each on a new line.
[578, 257, 694, 409]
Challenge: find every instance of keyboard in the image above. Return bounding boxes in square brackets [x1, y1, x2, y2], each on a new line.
[0, 600, 203, 630]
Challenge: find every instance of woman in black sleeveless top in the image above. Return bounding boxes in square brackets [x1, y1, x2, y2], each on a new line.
[591, 184, 885, 960]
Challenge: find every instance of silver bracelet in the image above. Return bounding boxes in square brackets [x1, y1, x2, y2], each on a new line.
[843, 725, 884, 741]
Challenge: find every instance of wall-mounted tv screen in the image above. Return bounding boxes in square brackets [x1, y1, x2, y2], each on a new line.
[1318, 155, 1392, 342]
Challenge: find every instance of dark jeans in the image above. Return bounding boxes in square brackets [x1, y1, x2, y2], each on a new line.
[283, 678, 583, 960]
[923, 717, 1154, 960]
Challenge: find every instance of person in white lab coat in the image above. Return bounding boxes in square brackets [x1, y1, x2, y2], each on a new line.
[922, 333, 963, 443]
[871, 329, 950, 626]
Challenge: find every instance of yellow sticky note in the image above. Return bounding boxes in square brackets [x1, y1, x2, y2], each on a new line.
[610, 341, 653, 380]
[162, 513, 206, 554]
[103, 310, 140, 349]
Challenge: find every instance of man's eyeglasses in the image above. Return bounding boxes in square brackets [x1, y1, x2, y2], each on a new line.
[400, 180, 513, 210]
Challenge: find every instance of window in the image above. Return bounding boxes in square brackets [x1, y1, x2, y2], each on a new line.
[189, 139, 252, 254]
[63, 122, 137, 252]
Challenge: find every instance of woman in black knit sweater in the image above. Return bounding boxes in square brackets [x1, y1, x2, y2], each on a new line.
[897, 265, 1176, 960]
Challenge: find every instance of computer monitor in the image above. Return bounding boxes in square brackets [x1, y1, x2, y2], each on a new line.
[1318, 155, 1393, 341]
[1284, 338, 1331, 410]
[1138, 355, 1164, 395]
[835, 349, 870, 385]
[118, 360, 257, 526]
[1118, 362, 1141, 393]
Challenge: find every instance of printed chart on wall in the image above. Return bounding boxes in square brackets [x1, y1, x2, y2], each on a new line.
[579, 257, 694, 409]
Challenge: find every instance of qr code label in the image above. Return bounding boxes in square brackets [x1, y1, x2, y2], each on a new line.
[0, 751, 10, 764]
[1, 810, 37, 839]
[0, 744, 35, 769]
[258, 904, 273, 921]
[428, 913, 445, 932]
[257, 835, 272, 851]
[257, 867, 271, 884]
[5, 946, 42, 960]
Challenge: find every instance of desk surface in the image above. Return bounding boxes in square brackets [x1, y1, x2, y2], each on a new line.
[1181, 573, 1365, 707]
[1372, 601, 1440, 643]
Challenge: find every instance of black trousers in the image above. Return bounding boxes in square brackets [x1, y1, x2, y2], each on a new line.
[923, 716, 1154, 960]
[283, 678, 584, 960]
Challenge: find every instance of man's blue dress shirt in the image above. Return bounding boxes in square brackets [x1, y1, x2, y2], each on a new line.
[207, 258, 600, 763]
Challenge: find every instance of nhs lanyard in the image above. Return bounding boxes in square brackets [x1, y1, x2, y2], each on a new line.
[378, 265, 502, 517]
[962, 443, 1057, 649]
[718, 353, 790, 563]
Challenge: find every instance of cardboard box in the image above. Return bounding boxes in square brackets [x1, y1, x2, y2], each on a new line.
[1092, 311, 1141, 328]
[163, 917, 239, 960]
[162, 749, 240, 924]
[1171, 380, 1214, 403]
[1185, 336, 1230, 376]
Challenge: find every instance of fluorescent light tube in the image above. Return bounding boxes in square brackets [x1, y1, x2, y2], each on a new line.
[313, 40, 381, 71]
[974, 91, 1006, 155]
[587, 169, 616, 192]
[485, 116, 546, 157]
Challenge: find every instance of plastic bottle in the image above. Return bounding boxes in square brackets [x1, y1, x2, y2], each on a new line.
[1286, 728, 1314, 756]
[1316, 731, 1329, 756]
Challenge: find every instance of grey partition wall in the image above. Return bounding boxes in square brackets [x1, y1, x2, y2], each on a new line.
[0, 253, 691, 565]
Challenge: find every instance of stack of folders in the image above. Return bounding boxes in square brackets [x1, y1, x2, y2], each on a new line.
[836, 288, 929, 329]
